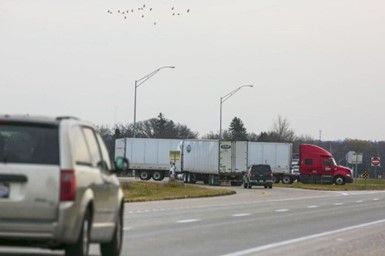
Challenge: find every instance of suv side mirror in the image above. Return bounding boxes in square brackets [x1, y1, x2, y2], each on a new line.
[114, 157, 129, 172]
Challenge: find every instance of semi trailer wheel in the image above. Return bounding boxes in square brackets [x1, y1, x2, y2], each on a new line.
[152, 171, 164, 181]
[282, 176, 293, 184]
[139, 170, 151, 180]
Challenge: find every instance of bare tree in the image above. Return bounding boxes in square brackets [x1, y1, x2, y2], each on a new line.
[269, 115, 295, 142]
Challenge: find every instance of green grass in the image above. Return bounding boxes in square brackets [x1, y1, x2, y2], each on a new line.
[275, 179, 385, 191]
[121, 181, 236, 202]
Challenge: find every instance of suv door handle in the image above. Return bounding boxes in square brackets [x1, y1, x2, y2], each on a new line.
[0, 174, 28, 183]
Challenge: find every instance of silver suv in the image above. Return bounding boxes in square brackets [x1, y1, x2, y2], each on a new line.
[0, 115, 124, 256]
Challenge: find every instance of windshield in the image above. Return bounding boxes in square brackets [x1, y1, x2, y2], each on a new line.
[0, 123, 59, 165]
[251, 165, 271, 175]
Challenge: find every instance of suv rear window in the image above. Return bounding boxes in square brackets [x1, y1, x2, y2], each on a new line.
[0, 123, 59, 165]
[251, 165, 271, 175]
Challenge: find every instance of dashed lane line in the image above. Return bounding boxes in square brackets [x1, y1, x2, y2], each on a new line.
[275, 209, 289, 213]
[176, 219, 201, 224]
[232, 213, 251, 217]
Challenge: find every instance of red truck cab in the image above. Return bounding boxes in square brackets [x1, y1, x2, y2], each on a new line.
[299, 144, 353, 185]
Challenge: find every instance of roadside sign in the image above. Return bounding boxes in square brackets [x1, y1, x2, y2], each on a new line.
[371, 156, 381, 167]
[346, 151, 363, 164]
[169, 150, 181, 161]
[362, 171, 369, 180]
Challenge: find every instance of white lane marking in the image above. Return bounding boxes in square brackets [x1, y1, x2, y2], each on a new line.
[334, 203, 344, 206]
[221, 218, 385, 256]
[307, 205, 319, 209]
[373, 198, 379, 201]
[232, 213, 251, 217]
[356, 200, 363, 203]
[176, 219, 201, 224]
[275, 209, 289, 213]
[123, 226, 133, 231]
[341, 192, 350, 196]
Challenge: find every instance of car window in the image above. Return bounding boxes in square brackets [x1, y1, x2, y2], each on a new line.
[304, 159, 313, 165]
[0, 123, 59, 165]
[251, 165, 271, 175]
[95, 133, 112, 170]
[82, 127, 102, 167]
[71, 126, 92, 166]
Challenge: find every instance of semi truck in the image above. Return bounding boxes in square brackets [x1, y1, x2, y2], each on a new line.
[298, 144, 353, 185]
[115, 138, 353, 185]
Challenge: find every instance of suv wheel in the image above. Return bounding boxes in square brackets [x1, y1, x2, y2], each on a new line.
[100, 206, 123, 256]
[65, 209, 91, 256]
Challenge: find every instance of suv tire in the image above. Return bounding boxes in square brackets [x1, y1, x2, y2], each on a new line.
[100, 206, 123, 256]
[65, 209, 91, 256]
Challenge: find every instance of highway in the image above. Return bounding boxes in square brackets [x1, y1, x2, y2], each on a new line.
[1, 186, 385, 256]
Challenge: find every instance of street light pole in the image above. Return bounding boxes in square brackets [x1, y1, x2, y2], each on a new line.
[133, 66, 175, 138]
[219, 85, 254, 140]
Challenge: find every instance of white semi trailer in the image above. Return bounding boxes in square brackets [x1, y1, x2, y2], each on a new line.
[115, 138, 181, 181]
[115, 138, 293, 184]
[181, 140, 293, 185]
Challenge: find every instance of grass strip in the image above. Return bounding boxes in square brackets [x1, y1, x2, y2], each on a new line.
[121, 181, 236, 202]
[275, 179, 385, 191]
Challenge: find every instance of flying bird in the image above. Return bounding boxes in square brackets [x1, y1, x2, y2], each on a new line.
[187, 9, 190, 13]
[149, 8, 152, 11]
[143, 4, 146, 8]
[154, 22, 156, 25]
[141, 14, 144, 18]
[171, 6, 174, 10]
[172, 13, 175, 16]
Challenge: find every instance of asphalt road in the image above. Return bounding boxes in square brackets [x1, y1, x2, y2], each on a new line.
[1, 186, 385, 256]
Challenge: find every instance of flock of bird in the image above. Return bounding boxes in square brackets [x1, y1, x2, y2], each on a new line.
[107, 4, 191, 26]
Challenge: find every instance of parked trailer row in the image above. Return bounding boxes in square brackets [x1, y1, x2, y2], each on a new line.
[115, 138, 294, 185]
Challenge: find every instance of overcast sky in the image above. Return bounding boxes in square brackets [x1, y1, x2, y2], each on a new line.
[1, 0, 385, 140]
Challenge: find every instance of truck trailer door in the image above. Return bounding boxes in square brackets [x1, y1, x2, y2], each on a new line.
[219, 141, 232, 173]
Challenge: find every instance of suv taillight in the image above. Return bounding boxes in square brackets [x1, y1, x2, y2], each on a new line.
[60, 169, 76, 201]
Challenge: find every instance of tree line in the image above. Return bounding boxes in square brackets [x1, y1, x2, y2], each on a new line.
[97, 113, 385, 177]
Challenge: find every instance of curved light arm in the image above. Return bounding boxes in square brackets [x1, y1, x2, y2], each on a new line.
[221, 85, 254, 103]
[136, 66, 175, 87]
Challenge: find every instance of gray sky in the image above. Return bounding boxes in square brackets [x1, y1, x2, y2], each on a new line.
[1, 0, 385, 140]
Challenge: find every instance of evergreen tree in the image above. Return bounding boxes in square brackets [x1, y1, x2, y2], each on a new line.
[229, 117, 248, 141]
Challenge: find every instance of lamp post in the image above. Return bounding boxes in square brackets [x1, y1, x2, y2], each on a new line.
[219, 85, 254, 140]
[133, 66, 175, 138]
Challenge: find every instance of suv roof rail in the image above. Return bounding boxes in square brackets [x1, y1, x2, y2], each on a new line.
[56, 116, 79, 121]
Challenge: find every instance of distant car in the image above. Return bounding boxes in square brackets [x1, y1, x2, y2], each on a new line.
[0, 115, 124, 256]
[243, 164, 273, 189]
